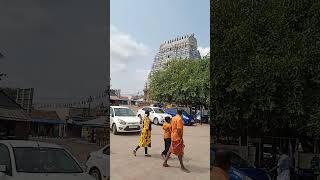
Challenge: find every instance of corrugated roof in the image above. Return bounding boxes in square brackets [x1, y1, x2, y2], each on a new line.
[110, 95, 120, 100]
[0, 91, 21, 109]
[31, 110, 60, 120]
[0, 91, 31, 121]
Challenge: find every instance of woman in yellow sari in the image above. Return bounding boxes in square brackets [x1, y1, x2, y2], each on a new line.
[133, 110, 152, 157]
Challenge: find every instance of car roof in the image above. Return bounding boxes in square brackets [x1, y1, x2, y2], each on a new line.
[0, 140, 63, 149]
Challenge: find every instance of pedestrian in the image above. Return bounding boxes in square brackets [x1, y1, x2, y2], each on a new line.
[269, 147, 291, 180]
[196, 109, 202, 125]
[163, 109, 190, 173]
[211, 149, 231, 180]
[133, 110, 152, 157]
[276, 147, 291, 180]
[161, 116, 172, 159]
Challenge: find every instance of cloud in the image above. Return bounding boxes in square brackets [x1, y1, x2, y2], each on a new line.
[111, 25, 149, 64]
[198, 46, 210, 57]
[110, 25, 153, 94]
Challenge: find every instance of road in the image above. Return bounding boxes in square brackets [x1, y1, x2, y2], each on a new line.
[110, 124, 210, 180]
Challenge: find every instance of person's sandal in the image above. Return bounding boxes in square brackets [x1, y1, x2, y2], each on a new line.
[133, 150, 136, 156]
[163, 163, 170, 167]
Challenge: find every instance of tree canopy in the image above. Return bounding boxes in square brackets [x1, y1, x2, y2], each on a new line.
[211, 0, 320, 138]
[149, 58, 209, 107]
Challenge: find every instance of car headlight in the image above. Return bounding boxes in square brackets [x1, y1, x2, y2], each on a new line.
[118, 119, 126, 125]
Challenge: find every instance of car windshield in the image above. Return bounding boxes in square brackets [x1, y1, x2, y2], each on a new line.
[114, 108, 135, 116]
[180, 110, 189, 115]
[13, 147, 83, 173]
[153, 108, 165, 113]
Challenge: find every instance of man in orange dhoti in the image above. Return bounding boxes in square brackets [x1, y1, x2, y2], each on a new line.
[163, 109, 190, 173]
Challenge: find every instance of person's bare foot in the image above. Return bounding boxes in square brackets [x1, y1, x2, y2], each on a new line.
[133, 150, 136, 156]
[181, 167, 190, 173]
[163, 163, 170, 167]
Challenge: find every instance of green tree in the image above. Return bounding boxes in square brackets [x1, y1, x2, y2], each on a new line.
[149, 58, 209, 107]
[211, 0, 320, 141]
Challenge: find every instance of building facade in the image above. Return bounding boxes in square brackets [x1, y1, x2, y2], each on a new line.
[145, 34, 202, 101]
[150, 33, 201, 75]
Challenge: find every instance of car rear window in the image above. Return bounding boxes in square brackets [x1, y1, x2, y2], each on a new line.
[13, 147, 83, 173]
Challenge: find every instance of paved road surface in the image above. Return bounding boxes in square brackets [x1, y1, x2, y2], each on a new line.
[110, 124, 210, 180]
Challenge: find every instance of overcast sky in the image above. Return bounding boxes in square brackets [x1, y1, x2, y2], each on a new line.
[110, 0, 210, 95]
[0, 0, 109, 103]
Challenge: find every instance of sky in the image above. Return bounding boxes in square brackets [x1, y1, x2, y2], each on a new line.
[0, 0, 108, 103]
[110, 0, 210, 95]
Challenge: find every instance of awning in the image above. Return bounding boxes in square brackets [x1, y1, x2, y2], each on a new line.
[32, 118, 65, 125]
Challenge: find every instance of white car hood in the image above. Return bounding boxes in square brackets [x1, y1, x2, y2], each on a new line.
[13, 173, 95, 180]
[115, 116, 140, 123]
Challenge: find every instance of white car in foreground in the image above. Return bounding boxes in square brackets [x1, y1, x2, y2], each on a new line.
[86, 145, 109, 180]
[137, 106, 172, 125]
[110, 106, 142, 135]
[0, 140, 94, 180]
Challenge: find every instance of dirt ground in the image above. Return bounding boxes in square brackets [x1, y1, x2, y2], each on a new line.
[110, 124, 210, 180]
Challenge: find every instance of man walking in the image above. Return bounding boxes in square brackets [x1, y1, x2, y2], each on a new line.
[163, 109, 190, 173]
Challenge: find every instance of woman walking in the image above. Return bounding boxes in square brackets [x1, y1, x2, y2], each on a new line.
[133, 110, 152, 157]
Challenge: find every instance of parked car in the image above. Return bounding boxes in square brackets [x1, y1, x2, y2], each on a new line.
[211, 144, 271, 180]
[164, 108, 194, 125]
[0, 140, 95, 180]
[137, 106, 172, 125]
[110, 106, 142, 135]
[86, 145, 109, 180]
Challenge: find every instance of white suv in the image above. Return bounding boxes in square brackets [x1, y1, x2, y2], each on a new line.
[0, 140, 95, 180]
[110, 106, 142, 135]
[137, 106, 172, 125]
[86, 145, 109, 180]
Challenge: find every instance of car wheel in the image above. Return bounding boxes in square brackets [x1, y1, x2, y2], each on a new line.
[154, 118, 159, 125]
[112, 124, 118, 135]
[89, 168, 102, 180]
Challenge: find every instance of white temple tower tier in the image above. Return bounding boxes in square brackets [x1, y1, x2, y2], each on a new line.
[147, 34, 201, 88]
